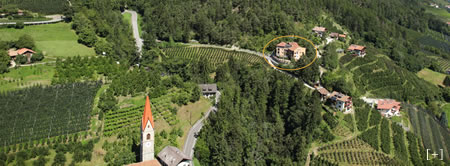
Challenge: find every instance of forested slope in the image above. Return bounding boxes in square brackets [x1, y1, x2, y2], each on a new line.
[0, 0, 69, 14]
[194, 59, 322, 165]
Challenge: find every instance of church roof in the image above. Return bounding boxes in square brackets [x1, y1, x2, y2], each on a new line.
[142, 96, 155, 131]
[127, 159, 161, 166]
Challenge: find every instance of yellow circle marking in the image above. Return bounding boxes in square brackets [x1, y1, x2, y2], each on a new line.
[262, 35, 318, 71]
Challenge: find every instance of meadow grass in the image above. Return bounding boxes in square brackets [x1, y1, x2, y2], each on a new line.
[0, 23, 95, 58]
[417, 68, 446, 86]
[0, 64, 55, 91]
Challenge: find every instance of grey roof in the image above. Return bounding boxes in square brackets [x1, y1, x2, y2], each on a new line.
[157, 146, 191, 166]
[199, 84, 217, 93]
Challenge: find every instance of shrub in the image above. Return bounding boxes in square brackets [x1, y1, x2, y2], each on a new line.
[15, 22, 24, 29]
[31, 52, 44, 62]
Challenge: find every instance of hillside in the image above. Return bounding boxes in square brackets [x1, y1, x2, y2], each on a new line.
[326, 54, 442, 103]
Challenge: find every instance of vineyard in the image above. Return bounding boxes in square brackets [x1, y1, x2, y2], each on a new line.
[104, 89, 182, 136]
[406, 104, 450, 161]
[163, 47, 265, 68]
[433, 56, 450, 71]
[0, 82, 100, 146]
[316, 138, 400, 165]
[346, 55, 440, 102]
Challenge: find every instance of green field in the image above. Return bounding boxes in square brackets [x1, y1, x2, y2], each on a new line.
[0, 64, 55, 91]
[123, 12, 132, 29]
[417, 68, 446, 86]
[0, 23, 95, 58]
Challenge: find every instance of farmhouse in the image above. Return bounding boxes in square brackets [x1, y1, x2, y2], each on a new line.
[17, 10, 24, 16]
[312, 26, 327, 37]
[199, 84, 217, 98]
[275, 42, 306, 62]
[157, 146, 191, 166]
[8, 48, 36, 62]
[329, 91, 353, 112]
[376, 99, 401, 118]
[347, 44, 366, 57]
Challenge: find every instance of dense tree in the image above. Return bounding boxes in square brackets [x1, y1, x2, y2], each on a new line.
[194, 59, 321, 165]
[15, 34, 35, 49]
[444, 76, 450, 87]
[94, 39, 113, 56]
[32, 156, 47, 166]
[0, 50, 9, 74]
[98, 89, 118, 112]
[52, 152, 66, 166]
[380, 118, 391, 154]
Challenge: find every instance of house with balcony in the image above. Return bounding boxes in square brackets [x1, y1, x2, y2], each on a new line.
[329, 91, 353, 113]
[376, 99, 401, 118]
[347, 44, 366, 57]
[312, 26, 327, 37]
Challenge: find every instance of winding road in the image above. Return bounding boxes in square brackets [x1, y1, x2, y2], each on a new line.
[123, 10, 143, 54]
[0, 15, 64, 26]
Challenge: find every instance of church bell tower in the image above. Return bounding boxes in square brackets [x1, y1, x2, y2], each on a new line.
[141, 96, 155, 161]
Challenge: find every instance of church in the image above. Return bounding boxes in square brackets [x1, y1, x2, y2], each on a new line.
[128, 96, 191, 166]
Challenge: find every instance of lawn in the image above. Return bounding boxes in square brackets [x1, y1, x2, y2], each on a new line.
[0, 23, 95, 58]
[0, 64, 55, 91]
[417, 68, 446, 86]
[123, 12, 132, 29]
[441, 103, 450, 128]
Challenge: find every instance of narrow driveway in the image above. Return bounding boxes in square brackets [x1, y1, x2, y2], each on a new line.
[123, 10, 143, 54]
[183, 91, 221, 165]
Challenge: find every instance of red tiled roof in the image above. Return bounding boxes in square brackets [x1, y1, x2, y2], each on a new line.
[127, 160, 161, 166]
[17, 48, 35, 55]
[347, 44, 366, 51]
[288, 42, 299, 51]
[339, 34, 346, 38]
[277, 42, 287, 47]
[142, 96, 155, 131]
[377, 99, 401, 111]
[312, 26, 327, 32]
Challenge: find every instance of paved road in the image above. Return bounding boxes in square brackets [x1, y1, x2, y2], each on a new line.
[0, 15, 64, 25]
[123, 10, 143, 54]
[183, 91, 221, 165]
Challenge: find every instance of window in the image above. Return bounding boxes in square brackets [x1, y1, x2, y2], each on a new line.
[147, 133, 150, 140]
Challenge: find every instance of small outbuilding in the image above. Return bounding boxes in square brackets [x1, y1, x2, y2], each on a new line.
[157, 146, 191, 166]
[199, 84, 217, 98]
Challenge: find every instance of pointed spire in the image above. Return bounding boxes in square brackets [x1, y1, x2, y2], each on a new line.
[142, 96, 154, 131]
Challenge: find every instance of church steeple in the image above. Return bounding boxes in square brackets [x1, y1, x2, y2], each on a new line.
[141, 96, 155, 161]
[142, 96, 154, 131]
